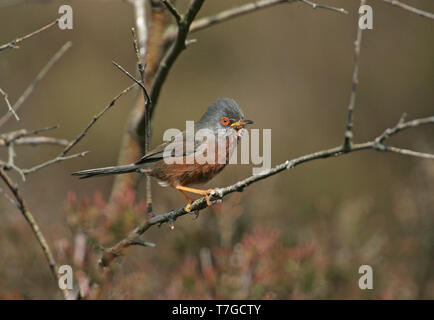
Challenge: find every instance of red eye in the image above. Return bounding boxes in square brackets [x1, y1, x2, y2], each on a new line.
[220, 117, 230, 126]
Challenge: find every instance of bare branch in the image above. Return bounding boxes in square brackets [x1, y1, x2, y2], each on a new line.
[99, 115, 434, 267]
[0, 168, 69, 299]
[0, 88, 20, 121]
[133, 0, 148, 58]
[130, 239, 156, 248]
[0, 125, 60, 146]
[0, 136, 68, 147]
[162, 0, 182, 23]
[344, 0, 366, 151]
[169, 0, 297, 39]
[381, 0, 434, 20]
[131, 27, 146, 81]
[0, 42, 72, 127]
[0, 19, 59, 51]
[382, 146, 434, 160]
[112, 61, 149, 98]
[60, 84, 136, 157]
[150, 0, 205, 111]
[299, 0, 348, 14]
[165, 0, 347, 42]
[132, 27, 153, 216]
[110, 0, 163, 200]
[375, 115, 434, 143]
[22, 151, 89, 175]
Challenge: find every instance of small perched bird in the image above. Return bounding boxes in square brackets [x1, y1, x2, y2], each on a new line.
[72, 98, 253, 211]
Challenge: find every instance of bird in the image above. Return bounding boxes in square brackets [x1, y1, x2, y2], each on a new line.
[72, 98, 253, 212]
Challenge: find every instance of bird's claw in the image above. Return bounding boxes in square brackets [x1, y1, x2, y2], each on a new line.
[185, 202, 192, 212]
[183, 188, 216, 212]
[203, 189, 215, 206]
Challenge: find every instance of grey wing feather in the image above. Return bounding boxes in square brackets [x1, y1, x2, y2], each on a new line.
[135, 130, 205, 165]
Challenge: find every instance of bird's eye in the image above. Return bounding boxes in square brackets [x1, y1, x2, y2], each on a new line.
[220, 117, 230, 126]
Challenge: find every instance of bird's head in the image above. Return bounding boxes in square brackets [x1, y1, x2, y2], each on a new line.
[197, 98, 254, 133]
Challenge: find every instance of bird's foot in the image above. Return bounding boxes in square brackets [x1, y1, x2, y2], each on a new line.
[198, 188, 215, 206]
[177, 186, 217, 210]
[185, 200, 192, 213]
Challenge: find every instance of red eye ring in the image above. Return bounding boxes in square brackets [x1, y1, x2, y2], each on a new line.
[220, 117, 230, 126]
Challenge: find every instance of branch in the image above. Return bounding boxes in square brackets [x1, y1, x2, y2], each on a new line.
[0, 125, 58, 143]
[0, 41, 72, 127]
[150, 0, 205, 111]
[21, 151, 89, 175]
[0, 136, 68, 147]
[162, 0, 182, 23]
[112, 61, 149, 97]
[133, 0, 148, 58]
[0, 168, 70, 299]
[344, 0, 366, 151]
[165, 0, 347, 41]
[131, 27, 153, 216]
[0, 125, 87, 178]
[60, 84, 136, 157]
[111, 0, 168, 200]
[99, 115, 434, 267]
[299, 0, 348, 14]
[0, 125, 67, 147]
[15, 83, 137, 179]
[0, 88, 19, 121]
[381, 0, 434, 20]
[0, 19, 59, 51]
[382, 146, 434, 160]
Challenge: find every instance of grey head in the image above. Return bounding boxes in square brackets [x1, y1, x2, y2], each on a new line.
[197, 98, 253, 132]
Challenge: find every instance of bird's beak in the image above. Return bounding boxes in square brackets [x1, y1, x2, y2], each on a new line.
[230, 119, 254, 127]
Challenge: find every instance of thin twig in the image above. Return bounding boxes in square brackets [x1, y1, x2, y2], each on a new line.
[0, 136, 68, 147]
[112, 61, 149, 97]
[22, 151, 89, 175]
[162, 0, 182, 22]
[150, 0, 205, 112]
[109, 0, 158, 200]
[132, 27, 153, 216]
[131, 27, 146, 81]
[60, 84, 136, 157]
[381, 146, 434, 160]
[344, 0, 366, 151]
[0, 88, 20, 121]
[133, 0, 148, 58]
[0, 125, 60, 145]
[375, 115, 434, 143]
[0, 168, 69, 299]
[381, 0, 434, 20]
[99, 115, 434, 267]
[0, 42, 72, 127]
[299, 0, 348, 14]
[165, 0, 347, 41]
[0, 19, 59, 51]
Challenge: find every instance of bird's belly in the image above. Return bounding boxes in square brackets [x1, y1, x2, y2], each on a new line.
[151, 135, 238, 187]
[152, 162, 227, 187]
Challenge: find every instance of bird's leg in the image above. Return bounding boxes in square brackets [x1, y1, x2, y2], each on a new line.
[176, 185, 215, 210]
[177, 188, 195, 212]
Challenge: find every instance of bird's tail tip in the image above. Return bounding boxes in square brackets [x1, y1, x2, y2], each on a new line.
[71, 164, 139, 179]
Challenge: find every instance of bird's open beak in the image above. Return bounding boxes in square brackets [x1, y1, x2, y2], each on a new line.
[230, 119, 254, 127]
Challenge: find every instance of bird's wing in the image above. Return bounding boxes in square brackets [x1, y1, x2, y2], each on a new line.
[135, 130, 207, 165]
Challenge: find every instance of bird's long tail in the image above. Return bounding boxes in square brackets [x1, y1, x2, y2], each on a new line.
[72, 164, 141, 179]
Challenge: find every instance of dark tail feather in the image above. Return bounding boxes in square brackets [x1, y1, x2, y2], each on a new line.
[71, 164, 140, 179]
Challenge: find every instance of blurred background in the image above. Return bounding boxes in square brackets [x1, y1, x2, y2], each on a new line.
[0, 0, 433, 299]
